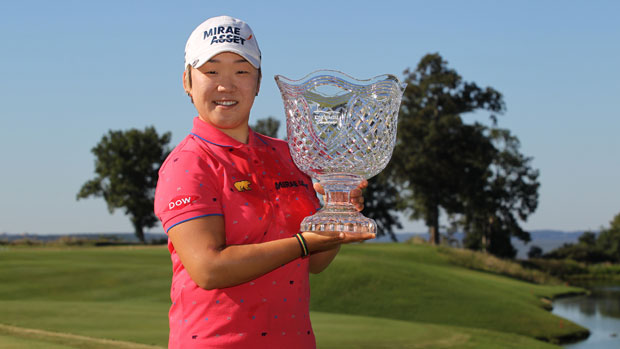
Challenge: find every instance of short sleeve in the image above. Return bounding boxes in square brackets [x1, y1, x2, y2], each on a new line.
[154, 150, 222, 233]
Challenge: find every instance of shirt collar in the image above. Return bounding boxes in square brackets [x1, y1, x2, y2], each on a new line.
[190, 117, 269, 149]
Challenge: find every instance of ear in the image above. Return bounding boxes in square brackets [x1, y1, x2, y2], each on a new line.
[182, 68, 192, 95]
[256, 69, 262, 96]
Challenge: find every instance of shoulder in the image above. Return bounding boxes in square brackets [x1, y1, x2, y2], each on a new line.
[160, 135, 218, 172]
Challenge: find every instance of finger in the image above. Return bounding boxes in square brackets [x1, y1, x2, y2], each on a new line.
[350, 187, 363, 198]
[351, 196, 364, 204]
[307, 232, 347, 253]
[313, 182, 325, 195]
[350, 195, 364, 211]
[342, 232, 376, 242]
[310, 231, 373, 240]
[359, 179, 369, 189]
[306, 230, 346, 240]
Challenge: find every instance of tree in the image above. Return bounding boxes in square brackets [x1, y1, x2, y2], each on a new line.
[544, 232, 608, 263]
[579, 231, 597, 246]
[251, 116, 281, 138]
[77, 126, 171, 243]
[393, 53, 505, 245]
[544, 213, 620, 263]
[609, 212, 620, 230]
[362, 170, 403, 241]
[460, 129, 540, 258]
[528, 245, 543, 259]
[596, 212, 620, 262]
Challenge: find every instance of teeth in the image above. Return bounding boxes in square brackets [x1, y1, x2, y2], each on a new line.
[215, 101, 237, 106]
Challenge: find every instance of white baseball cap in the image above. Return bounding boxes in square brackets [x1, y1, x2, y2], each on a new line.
[184, 15, 261, 70]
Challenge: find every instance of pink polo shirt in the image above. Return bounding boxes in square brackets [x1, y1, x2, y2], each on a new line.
[154, 117, 321, 349]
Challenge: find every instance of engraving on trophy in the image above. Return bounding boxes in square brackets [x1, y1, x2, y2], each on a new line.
[313, 110, 340, 125]
[275, 70, 406, 234]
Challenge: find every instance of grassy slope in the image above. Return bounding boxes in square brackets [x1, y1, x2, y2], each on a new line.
[310, 243, 587, 342]
[0, 244, 585, 348]
[311, 312, 558, 349]
[0, 247, 171, 347]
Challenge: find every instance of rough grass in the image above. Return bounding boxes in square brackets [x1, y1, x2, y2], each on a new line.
[0, 244, 588, 347]
[436, 245, 564, 285]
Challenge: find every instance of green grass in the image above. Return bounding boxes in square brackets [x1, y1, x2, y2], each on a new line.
[0, 247, 170, 347]
[0, 244, 588, 348]
[310, 243, 587, 343]
[311, 311, 559, 348]
[0, 300, 169, 346]
[0, 334, 76, 349]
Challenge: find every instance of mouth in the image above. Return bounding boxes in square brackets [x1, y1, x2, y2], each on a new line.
[214, 100, 238, 107]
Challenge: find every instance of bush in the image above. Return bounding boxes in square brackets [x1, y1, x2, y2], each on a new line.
[149, 237, 168, 245]
[51, 236, 92, 246]
[523, 258, 588, 279]
[10, 238, 43, 246]
[438, 246, 562, 285]
[544, 242, 609, 264]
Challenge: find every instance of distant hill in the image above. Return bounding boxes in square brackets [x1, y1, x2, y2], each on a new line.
[371, 230, 588, 259]
[0, 232, 167, 244]
[511, 230, 588, 259]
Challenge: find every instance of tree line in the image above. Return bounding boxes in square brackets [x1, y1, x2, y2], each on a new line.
[529, 212, 620, 264]
[78, 53, 543, 259]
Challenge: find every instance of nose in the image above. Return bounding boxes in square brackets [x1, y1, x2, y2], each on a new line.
[217, 75, 236, 92]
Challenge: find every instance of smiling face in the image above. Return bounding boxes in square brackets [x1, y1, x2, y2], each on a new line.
[183, 52, 261, 143]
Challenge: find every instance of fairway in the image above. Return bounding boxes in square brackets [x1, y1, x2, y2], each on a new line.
[0, 244, 586, 348]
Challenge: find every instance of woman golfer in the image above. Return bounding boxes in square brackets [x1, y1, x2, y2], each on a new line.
[154, 15, 374, 348]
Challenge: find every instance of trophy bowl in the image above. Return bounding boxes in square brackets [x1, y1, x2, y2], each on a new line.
[275, 70, 406, 234]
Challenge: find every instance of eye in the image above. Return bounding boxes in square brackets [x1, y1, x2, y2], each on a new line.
[205, 70, 217, 75]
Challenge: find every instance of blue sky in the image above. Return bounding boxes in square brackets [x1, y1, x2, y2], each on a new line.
[1, 0, 618, 235]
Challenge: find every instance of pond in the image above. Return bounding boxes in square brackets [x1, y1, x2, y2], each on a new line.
[552, 285, 620, 348]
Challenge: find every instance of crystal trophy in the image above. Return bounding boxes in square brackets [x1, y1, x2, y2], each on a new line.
[275, 70, 406, 234]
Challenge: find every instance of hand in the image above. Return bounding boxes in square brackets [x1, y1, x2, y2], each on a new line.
[301, 230, 375, 254]
[313, 179, 368, 212]
[306, 180, 373, 254]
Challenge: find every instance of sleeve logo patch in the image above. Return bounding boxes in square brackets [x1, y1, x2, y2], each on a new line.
[233, 180, 252, 192]
[168, 195, 200, 210]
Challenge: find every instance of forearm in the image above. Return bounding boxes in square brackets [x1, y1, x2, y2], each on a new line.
[309, 245, 340, 274]
[169, 216, 372, 290]
[198, 237, 302, 289]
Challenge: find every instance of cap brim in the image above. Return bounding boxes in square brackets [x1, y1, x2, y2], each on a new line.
[188, 47, 260, 70]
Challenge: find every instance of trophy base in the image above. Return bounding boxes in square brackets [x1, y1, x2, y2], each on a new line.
[300, 211, 377, 234]
[299, 173, 377, 234]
